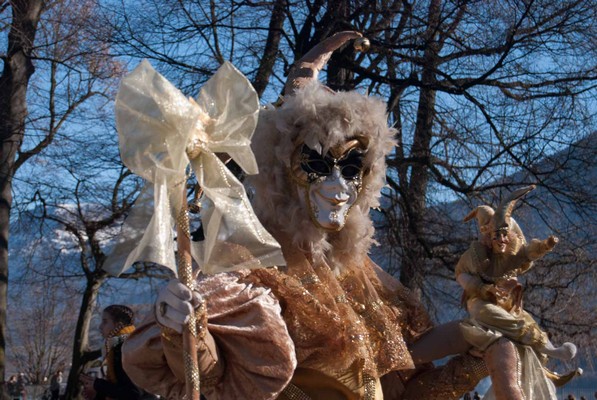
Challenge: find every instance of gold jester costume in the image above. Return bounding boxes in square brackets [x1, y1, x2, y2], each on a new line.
[118, 32, 487, 400]
[456, 186, 579, 400]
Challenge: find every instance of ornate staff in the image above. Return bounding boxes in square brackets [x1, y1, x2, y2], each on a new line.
[107, 61, 285, 399]
[177, 188, 200, 399]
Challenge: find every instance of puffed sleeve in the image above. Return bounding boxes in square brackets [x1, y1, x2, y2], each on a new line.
[122, 271, 297, 400]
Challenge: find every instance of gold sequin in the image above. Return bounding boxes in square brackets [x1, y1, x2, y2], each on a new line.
[183, 350, 201, 392]
[360, 300, 384, 321]
[363, 374, 376, 400]
[177, 208, 191, 239]
[186, 312, 197, 336]
[335, 294, 348, 303]
[195, 300, 207, 340]
[514, 346, 524, 398]
[300, 274, 321, 285]
[249, 251, 424, 394]
[280, 383, 312, 400]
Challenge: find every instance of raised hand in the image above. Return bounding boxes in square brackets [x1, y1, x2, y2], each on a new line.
[527, 236, 559, 261]
[545, 235, 559, 251]
[156, 279, 203, 334]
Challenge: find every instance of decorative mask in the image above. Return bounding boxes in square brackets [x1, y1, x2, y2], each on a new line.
[464, 185, 534, 255]
[291, 139, 367, 230]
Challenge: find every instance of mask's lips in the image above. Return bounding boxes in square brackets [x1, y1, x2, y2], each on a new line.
[315, 190, 349, 206]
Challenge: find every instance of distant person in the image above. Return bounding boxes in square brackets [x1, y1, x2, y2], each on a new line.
[50, 370, 62, 400]
[567, 395, 576, 400]
[580, 396, 587, 400]
[7, 375, 20, 400]
[463, 392, 472, 400]
[473, 391, 481, 400]
[16, 373, 27, 400]
[80, 305, 147, 399]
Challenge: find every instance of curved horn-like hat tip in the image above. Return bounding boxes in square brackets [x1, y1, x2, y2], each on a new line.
[463, 209, 478, 223]
[498, 184, 536, 221]
[301, 31, 363, 67]
[463, 205, 494, 225]
[284, 31, 363, 95]
[507, 185, 536, 203]
[494, 185, 536, 227]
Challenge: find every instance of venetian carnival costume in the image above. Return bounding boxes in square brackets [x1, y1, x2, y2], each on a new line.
[115, 32, 486, 400]
[456, 186, 579, 400]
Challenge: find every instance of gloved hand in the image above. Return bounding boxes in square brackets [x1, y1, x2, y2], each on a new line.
[544, 235, 559, 251]
[156, 279, 203, 334]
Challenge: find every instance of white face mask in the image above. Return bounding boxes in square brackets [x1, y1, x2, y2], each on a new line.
[291, 143, 365, 231]
[307, 166, 360, 230]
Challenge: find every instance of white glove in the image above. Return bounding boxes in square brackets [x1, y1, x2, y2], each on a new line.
[156, 279, 203, 334]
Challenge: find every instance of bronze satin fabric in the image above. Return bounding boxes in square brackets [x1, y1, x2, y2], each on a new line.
[122, 271, 297, 400]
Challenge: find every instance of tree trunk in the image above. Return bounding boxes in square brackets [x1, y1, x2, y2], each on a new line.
[252, 0, 287, 97]
[65, 276, 105, 400]
[0, 1, 44, 396]
[325, 0, 353, 92]
[399, 0, 441, 293]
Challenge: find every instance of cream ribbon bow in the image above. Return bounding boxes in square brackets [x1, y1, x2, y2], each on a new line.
[105, 60, 285, 276]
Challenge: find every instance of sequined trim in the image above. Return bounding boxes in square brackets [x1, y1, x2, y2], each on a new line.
[300, 274, 321, 285]
[183, 349, 200, 392]
[390, 295, 402, 306]
[470, 356, 488, 379]
[514, 346, 525, 399]
[280, 383, 312, 400]
[363, 374, 376, 400]
[360, 300, 384, 321]
[335, 294, 348, 303]
[176, 207, 191, 239]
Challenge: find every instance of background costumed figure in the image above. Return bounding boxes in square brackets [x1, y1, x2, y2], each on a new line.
[80, 305, 146, 400]
[120, 32, 490, 399]
[457, 185, 581, 400]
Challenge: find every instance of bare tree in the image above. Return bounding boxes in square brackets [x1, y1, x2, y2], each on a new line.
[7, 279, 76, 384]
[0, 1, 157, 398]
[0, 1, 44, 396]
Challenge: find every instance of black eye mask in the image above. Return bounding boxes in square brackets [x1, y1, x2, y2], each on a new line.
[300, 145, 364, 180]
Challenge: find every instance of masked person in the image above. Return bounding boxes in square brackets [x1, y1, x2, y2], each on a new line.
[122, 32, 486, 400]
[457, 186, 579, 399]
